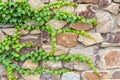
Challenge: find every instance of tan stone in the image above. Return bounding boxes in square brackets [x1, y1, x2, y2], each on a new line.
[78, 33, 103, 46]
[22, 74, 40, 80]
[30, 30, 40, 34]
[28, 0, 44, 8]
[56, 32, 78, 47]
[2, 28, 14, 35]
[70, 22, 93, 30]
[42, 44, 69, 56]
[42, 61, 62, 69]
[0, 31, 4, 40]
[21, 59, 38, 69]
[82, 71, 110, 80]
[102, 50, 120, 69]
[21, 29, 29, 36]
[76, 0, 99, 3]
[47, 19, 67, 29]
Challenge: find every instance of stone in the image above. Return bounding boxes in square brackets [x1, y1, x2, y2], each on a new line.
[56, 32, 78, 47]
[0, 31, 4, 40]
[105, 31, 120, 43]
[40, 73, 60, 80]
[61, 72, 80, 80]
[54, 6, 74, 13]
[98, 0, 112, 8]
[2, 0, 7, 2]
[78, 33, 103, 46]
[82, 71, 110, 80]
[20, 35, 40, 46]
[75, 4, 98, 18]
[95, 11, 114, 33]
[75, 0, 99, 4]
[47, 19, 67, 29]
[41, 0, 49, 3]
[0, 24, 14, 28]
[2, 28, 14, 35]
[112, 71, 120, 79]
[114, 0, 120, 3]
[28, 0, 44, 8]
[30, 30, 41, 34]
[70, 22, 93, 30]
[101, 42, 120, 47]
[101, 50, 120, 69]
[64, 61, 90, 70]
[50, 0, 57, 2]
[42, 45, 68, 56]
[22, 74, 40, 80]
[41, 30, 50, 43]
[104, 3, 119, 15]
[21, 59, 38, 69]
[42, 61, 62, 69]
[118, 15, 120, 27]
[21, 29, 29, 36]
[0, 64, 7, 80]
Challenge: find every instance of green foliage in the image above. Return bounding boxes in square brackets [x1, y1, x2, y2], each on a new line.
[0, 0, 99, 80]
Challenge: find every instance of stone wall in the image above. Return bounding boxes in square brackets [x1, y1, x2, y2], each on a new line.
[0, 0, 120, 80]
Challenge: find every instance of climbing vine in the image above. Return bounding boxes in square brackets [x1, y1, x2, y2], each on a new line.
[0, 0, 99, 80]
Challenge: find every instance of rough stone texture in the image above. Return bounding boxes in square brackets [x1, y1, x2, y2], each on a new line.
[61, 72, 80, 80]
[118, 15, 120, 27]
[0, 64, 7, 80]
[21, 59, 38, 69]
[30, 30, 40, 34]
[114, 0, 120, 3]
[20, 35, 40, 46]
[21, 29, 29, 36]
[22, 74, 40, 80]
[95, 11, 114, 33]
[101, 42, 120, 47]
[41, 0, 49, 3]
[0, 24, 14, 28]
[50, 0, 57, 3]
[56, 32, 78, 47]
[0, 31, 4, 40]
[42, 44, 69, 56]
[42, 61, 62, 69]
[54, 6, 74, 13]
[2, 28, 14, 35]
[78, 33, 103, 46]
[101, 50, 120, 69]
[40, 73, 60, 80]
[104, 3, 119, 15]
[47, 19, 67, 29]
[98, 0, 112, 8]
[82, 71, 110, 80]
[70, 22, 93, 30]
[75, 4, 98, 18]
[112, 71, 120, 79]
[105, 31, 120, 43]
[75, 0, 99, 4]
[28, 0, 44, 8]
[41, 30, 50, 43]
[64, 61, 90, 70]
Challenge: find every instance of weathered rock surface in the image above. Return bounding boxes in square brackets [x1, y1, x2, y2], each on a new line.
[95, 11, 114, 33]
[101, 42, 120, 47]
[114, 0, 120, 3]
[22, 74, 40, 80]
[21, 59, 38, 69]
[28, 0, 44, 8]
[105, 31, 120, 43]
[30, 30, 40, 34]
[104, 3, 119, 15]
[101, 49, 120, 69]
[41, 30, 50, 43]
[70, 22, 93, 30]
[56, 32, 78, 47]
[42, 44, 69, 56]
[2, 28, 14, 35]
[47, 19, 67, 29]
[112, 71, 120, 79]
[117, 15, 120, 27]
[61, 72, 80, 80]
[0, 31, 4, 40]
[64, 61, 90, 70]
[21, 29, 29, 36]
[40, 73, 60, 80]
[42, 61, 62, 69]
[75, 4, 98, 18]
[98, 0, 112, 8]
[75, 0, 99, 4]
[82, 71, 110, 80]
[78, 33, 103, 46]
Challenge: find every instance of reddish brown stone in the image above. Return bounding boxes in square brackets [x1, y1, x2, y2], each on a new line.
[20, 46, 36, 54]
[56, 32, 78, 47]
[41, 30, 50, 43]
[70, 22, 93, 31]
[98, 0, 111, 8]
[82, 71, 110, 80]
[103, 50, 120, 68]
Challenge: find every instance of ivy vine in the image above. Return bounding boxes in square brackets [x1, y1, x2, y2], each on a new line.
[0, 0, 99, 80]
